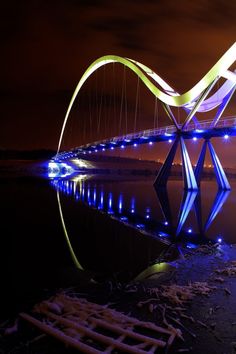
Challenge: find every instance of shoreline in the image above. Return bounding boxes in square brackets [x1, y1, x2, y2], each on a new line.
[1, 243, 236, 353]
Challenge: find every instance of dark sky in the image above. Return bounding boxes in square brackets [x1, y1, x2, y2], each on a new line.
[1, 0, 236, 165]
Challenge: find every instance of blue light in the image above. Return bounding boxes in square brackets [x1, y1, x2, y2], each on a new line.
[120, 216, 128, 221]
[95, 149, 98, 152]
[110, 146, 114, 150]
[164, 221, 168, 226]
[93, 189, 97, 204]
[224, 134, 229, 140]
[108, 192, 113, 214]
[217, 236, 222, 243]
[145, 214, 150, 219]
[118, 195, 123, 213]
[88, 151, 91, 154]
[130, 198, 135, 213]
[187, 228, 192, 233]
[99, 191, 104, 209]
[136, 223, 145, 229]
[121, 145, 125, 149]
[158, 232, 169, 238]
[102, 148, 105, 151]
[186, 243, 197, 249]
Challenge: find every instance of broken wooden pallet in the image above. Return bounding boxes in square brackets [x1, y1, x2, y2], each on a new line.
[20, 293, 182, 353]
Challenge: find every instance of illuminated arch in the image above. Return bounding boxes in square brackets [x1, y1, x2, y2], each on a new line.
[57, 42, 236, 153]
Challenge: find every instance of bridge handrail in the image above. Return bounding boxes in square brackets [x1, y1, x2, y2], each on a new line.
[54, 116, 236, 159]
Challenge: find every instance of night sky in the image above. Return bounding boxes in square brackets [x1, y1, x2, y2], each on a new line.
[1, 0, 236, 165]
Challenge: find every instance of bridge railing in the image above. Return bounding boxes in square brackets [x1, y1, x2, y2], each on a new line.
[55, 116, 236, 160]
[183, 116, 236, 131]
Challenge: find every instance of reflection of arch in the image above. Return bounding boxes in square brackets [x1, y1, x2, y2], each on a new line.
[57, 190, 83, 270]
[57, 43, 236, 153]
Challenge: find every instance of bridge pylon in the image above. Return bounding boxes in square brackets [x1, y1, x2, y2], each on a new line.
[154, 136, 198, 190]
[194, 139, 231, 190]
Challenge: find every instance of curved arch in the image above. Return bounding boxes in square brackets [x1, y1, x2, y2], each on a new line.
[57, 190, 84, 270]
[57, 43, 236, 153]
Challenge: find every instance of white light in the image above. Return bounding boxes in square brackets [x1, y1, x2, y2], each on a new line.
[187, 228, 192, 233]
[102, 148, 105, 151]
[217, 237, 222, 243]
[168, 139, 173, 143]
[133, 143, 137, 147]
[193, 137, 197, 141]
[121, 145, 125, 149]
[48, 162, 59, 170]
[149, 141, 153, 145]
[224, 134, 229, 140]
[110, 146, 114, 150]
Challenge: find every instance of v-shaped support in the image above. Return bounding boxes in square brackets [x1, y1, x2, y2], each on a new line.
[194, 139, 231, 190]
[154, 136, 198, 190]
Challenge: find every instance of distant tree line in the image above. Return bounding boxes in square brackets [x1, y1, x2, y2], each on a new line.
[0, 149, 56, 160]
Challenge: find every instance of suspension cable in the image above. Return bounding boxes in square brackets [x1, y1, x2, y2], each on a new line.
[134, 75, 140, 132]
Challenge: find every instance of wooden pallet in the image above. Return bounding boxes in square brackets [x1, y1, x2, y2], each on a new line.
[21, 294, 182, 353]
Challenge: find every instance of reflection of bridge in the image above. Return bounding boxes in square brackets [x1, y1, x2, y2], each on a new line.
[52, 43, 236, 190]
[51, 174, 229, 246]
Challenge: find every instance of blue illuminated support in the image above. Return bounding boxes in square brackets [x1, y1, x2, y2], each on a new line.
[154, 186, 173, 227]
[154, 137, 179, 188]
[207, 140, 231, 190]
[176, 190, 198, 235]
[194, 140, 208, 187]
[204, 190, 230, 231]
[179, 137, 198, 190]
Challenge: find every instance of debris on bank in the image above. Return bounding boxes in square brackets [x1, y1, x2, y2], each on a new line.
[1, 244, 236, 353]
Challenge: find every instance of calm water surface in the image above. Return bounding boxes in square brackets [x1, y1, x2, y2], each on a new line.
[1, 171, 236, 318]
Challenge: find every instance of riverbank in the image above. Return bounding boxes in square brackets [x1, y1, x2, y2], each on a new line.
[1, 243, 236, 353]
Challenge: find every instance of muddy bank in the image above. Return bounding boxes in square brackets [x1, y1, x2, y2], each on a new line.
[1, 244, 236, 353]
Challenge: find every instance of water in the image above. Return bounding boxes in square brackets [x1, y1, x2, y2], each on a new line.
[1, 169, 236, 319]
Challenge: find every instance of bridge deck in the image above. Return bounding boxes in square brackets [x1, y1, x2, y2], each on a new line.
[55, 116, 236, 160]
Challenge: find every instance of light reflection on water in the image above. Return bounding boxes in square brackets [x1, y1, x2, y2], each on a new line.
[50, 173, 236, 249]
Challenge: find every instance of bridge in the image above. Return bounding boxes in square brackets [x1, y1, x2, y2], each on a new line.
[51, 42, 236, 191]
